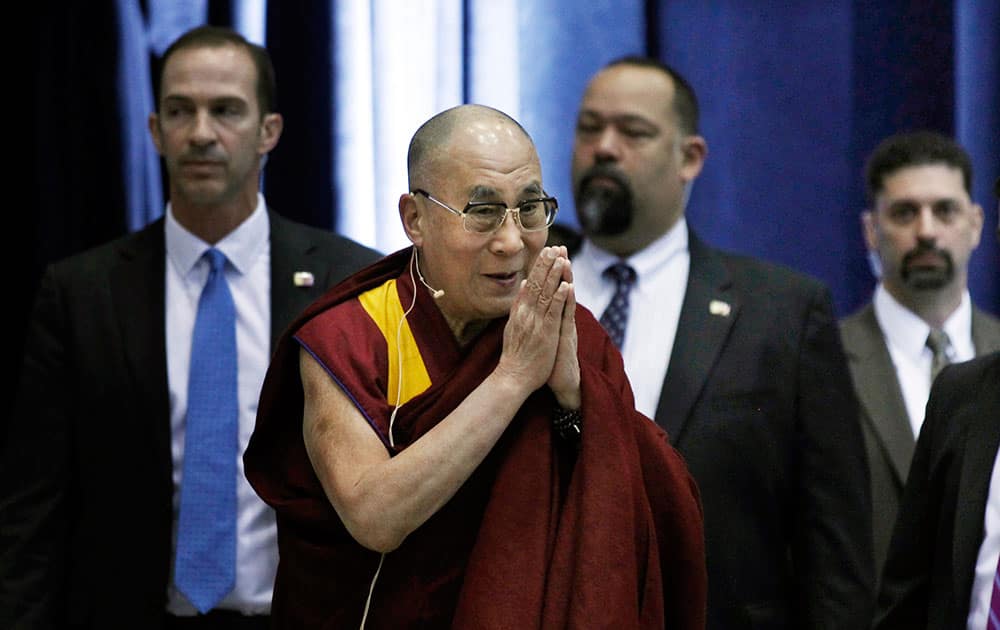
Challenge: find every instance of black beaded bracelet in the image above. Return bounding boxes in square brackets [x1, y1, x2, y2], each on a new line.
[552, 406, 583, 442]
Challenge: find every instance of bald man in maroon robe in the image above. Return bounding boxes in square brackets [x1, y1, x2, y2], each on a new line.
[245, 104, 706, 629]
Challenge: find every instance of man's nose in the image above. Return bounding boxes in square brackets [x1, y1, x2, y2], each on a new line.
[594, 127, 621, 161]
[190, 110, 217, 145]
[489, 211, 526, 254]
[915, 206, 940, 241]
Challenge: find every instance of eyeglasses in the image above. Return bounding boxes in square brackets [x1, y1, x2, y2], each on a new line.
[411, 189, 558, 234]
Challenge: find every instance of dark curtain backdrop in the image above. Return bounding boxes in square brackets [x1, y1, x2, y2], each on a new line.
[8, 5, 129, 436]
[12, 1, 999, 440]
[263, 3, 336, 230]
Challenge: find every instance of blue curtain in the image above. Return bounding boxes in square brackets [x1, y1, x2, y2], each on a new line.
[521, 0, 999, 316]
[11, 0, 996, 444]
[20, 0, 1000, 345]
[262, 3, 336, 230]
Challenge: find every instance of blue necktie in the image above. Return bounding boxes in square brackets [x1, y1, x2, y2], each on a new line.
[599, 262, 637, 349]
[175, 248, 238, 613]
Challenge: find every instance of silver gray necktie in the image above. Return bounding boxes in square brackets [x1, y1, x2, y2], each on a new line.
[925, 328, 952, 383]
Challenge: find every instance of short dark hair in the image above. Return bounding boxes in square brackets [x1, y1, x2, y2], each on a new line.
[603, 55, 700, 136]
[864, 130, 973, 203]
[157, 25, 277, 117]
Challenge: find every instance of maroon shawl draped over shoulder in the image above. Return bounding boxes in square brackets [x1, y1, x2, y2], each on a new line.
[245, 247, 706, 629]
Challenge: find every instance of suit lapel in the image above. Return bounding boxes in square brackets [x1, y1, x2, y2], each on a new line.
[654, 232, 738, 442]
[844, 306, 915, 483]
[103, 214, 349, 490]
[972, 308, 1000, 356]
[109, 222, 172, 483]
[268, 211, 337, 349]
[952, 363, 1000, 609]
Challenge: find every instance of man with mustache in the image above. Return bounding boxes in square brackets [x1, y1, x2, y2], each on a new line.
[0, 25, 379, 628]
[840, 130, 999, 580]
[569, 56, 874, 629]
[872, 175, 1000, 630]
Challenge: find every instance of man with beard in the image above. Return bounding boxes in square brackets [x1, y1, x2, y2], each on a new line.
[871, 177, 1000, 630]
[840, 130, 1000, 579]
[569, 56, 875, 629]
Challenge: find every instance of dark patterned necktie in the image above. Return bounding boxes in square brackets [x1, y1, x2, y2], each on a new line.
[925, 328, 952, 383]
[598, 262, 637, 349]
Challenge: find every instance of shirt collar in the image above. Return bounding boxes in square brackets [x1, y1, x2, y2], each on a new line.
[873, 283, 973, 360]
[165, 193, 269, 277]
[577, 217, 689, 287]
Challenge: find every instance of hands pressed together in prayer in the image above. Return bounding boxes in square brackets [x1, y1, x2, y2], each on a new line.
[497, 246, 581, 410]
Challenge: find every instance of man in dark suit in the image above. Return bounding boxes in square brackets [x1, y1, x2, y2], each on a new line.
[873, 350, 1000, 629]
[0, 26, 380, 629]
[874, 178, 1000, 630]
[840, 132, 1000, 578]
[569, 55, 874, 629]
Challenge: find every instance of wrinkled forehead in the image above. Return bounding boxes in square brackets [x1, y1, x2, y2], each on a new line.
[435, 119, 543, 195]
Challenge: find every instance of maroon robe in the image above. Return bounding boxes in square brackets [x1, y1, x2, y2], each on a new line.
[245, 247, 706, 628]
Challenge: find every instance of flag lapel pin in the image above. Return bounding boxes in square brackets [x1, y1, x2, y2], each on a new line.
[709, 299, 731, 317]
[293, 271, 315, 287]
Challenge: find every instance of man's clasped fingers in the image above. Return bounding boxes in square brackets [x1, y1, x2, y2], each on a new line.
[523, 246, 569, 313]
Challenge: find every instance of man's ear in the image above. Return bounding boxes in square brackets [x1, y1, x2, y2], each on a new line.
[861, 210, 878, 252]
[148, 113, 164, 155]
[400, 193, 424, 246]
[258, 113, 283, 155]
[679, 135, 707, 182]
[967, 202, 984, 250]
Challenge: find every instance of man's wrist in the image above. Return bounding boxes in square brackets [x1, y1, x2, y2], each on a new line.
[552, 405, 583, 442]
[552, 387, 580, 411]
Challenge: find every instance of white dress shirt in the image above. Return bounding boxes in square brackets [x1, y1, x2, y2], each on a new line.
[164, 194, 276, 615]
[573, 218, 690, 418]
[966, 445, 1000, 629]
[872, 284, 975, 437]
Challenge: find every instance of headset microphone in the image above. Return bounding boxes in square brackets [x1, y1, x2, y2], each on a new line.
[413, 248, 444, 299]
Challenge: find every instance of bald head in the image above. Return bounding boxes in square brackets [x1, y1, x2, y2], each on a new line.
[407, 104, 534, 189]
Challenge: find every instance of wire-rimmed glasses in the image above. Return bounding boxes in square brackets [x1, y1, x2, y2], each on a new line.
[411, 189, 558, 234]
